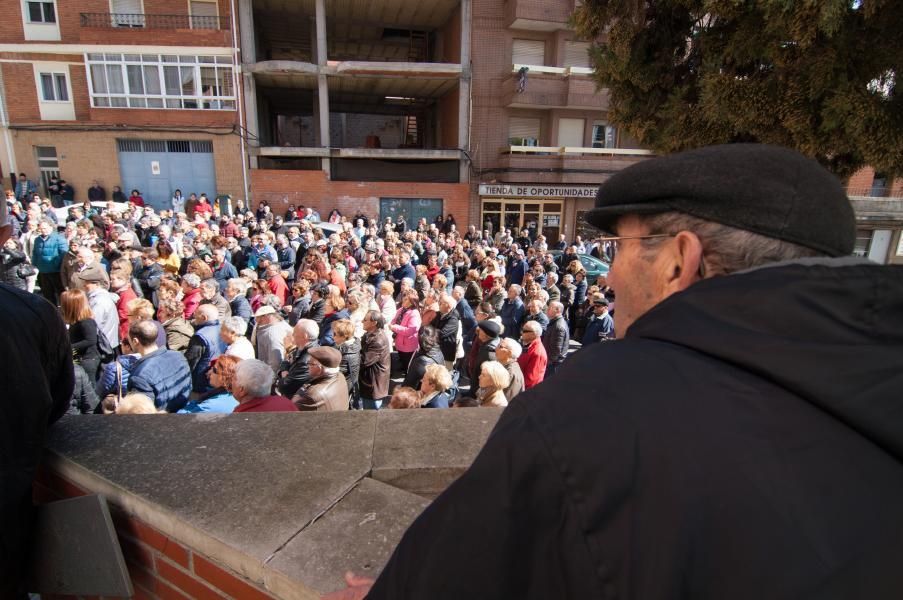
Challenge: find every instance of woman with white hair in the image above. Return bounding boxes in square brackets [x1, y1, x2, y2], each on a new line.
[221, 316, 254, 359]
[495, 337, 525, 403]
[476, 360, 510, 408]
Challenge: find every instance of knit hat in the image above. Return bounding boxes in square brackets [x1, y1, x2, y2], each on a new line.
[584, 144, 855, 257]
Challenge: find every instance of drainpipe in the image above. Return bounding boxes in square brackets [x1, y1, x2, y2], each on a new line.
[230, 0, 250, 207]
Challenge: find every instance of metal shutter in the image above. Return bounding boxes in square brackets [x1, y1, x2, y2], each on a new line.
[509, 117, 541, 145]
[512, 39, 546, 66]
[563, 41, 591, 68]
[190, 1, 218, 29]
[111, 0, 144, 26]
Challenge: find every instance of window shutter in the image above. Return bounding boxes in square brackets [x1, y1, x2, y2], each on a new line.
[557, 118, 585, 147]
[508, 117, 541, 145]
[512, 39, 546, 66]
[111, 0, 144, 26]
[190, 1, 218, 29]
[563, 41, 590, 68]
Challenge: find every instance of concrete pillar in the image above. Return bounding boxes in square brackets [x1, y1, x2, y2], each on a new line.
[238, 0, 259, 168]
[315, 0, 330, 177]
[458, 0, 472, 183]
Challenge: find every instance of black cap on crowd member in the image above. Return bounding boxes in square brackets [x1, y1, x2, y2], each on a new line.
[477, 320, 502, 339]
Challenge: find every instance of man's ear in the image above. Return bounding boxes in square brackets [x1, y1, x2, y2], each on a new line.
[661, 231, 705, 295]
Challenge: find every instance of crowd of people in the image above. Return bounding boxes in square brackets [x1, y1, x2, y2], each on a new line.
[0, 190, 616, 415]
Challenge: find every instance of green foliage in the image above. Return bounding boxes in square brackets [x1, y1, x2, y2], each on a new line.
[573, 0, 903, 178]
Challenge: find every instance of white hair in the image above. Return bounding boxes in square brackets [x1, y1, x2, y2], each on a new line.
[498, 337, 523, 360]
[294, 318, 319, 341]
[182, 273, 201, 288]
[221, 316, 247, 336]
[234, 359, 274, 398]
[522, 320, 542, 335]
[227, 278, 249, 294]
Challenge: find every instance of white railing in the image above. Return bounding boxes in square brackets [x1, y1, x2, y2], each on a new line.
[504, 145, 653, 157]
[512, 64, 594, 76]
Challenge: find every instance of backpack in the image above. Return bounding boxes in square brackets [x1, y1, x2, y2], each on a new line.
[97, 329, 117, 363]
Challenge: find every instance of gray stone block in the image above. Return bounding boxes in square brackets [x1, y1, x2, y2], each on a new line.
[371, 408, 503, 497]
[45, 412, 378, 561]
[267, 477, 430, 595]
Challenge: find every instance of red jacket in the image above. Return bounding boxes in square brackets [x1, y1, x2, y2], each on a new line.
[182, 288, 203, 320]
[116, 287, 138, 342]
[234, 395, 298, 413]
[268, 274, 290, 305]
[518, 339, 548, 389]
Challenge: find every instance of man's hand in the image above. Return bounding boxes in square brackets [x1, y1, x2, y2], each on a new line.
[320, 572, 375, 600]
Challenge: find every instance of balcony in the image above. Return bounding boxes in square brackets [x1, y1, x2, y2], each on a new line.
[79, 13, 230, 30]
[502, 66, 607, 110]
[504, 0, 575, 31]
[495, 146, 652, 184]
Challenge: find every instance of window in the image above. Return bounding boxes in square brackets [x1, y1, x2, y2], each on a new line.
[26, 1, 55, 23]
[513, 39, 546, 66]
[558, 118, 585, 147]
[592, 122, 617, 148]
[39, 72, 68, 101]
[853, 230, 873, 258]
[86, 53, 235, 110]
[35, 146, 59, 194]
[189, 0, 219, 29]
[508, 117, 541, 146]
[110, 0, 145, 27]
[563, 41, 590, 69]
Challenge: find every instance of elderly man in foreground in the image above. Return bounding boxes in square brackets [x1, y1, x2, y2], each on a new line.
[355, 144, 903, 599]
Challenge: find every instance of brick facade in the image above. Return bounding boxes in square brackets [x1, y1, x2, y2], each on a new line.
[33, 467, 276, 600]
[251, 169, 470, 223]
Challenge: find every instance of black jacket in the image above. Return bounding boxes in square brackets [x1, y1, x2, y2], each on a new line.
[369, 259, 903, 599]
[433, 310, 460, 362]
[276, 342, 318, 398]
[338, 338, 361, 397]
[402, 345, 444, 390]
[0, 284, 73, 597]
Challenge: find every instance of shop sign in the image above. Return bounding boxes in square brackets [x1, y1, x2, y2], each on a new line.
[479, 184, 598, 198]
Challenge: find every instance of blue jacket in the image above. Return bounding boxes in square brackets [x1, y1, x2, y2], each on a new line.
[186, 321, 226, 393]
[229, 294, 252, 323]
[423, 391, 450, 409]
[128, 348, 192, 412]
[96, 354, 141, 398]
[582, 312, 614, 346]
[319, 309, 350, 347]
[507, 258, 528, 286]
[500, 297, 526, 338]
[455, 299, 477, 337]
[213, 260, 238, 294]
[177, 389, 238, 414]
[392, 263, 415, 285]
[32, 232, 69, 273]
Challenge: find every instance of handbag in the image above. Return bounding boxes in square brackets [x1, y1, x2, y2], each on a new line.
[16, 263, 38, 279]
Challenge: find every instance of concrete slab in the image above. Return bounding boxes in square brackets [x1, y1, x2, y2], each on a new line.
[267, 477, 429, 595]
[44, 412, 378, 562]
[371, 408, 503, 497]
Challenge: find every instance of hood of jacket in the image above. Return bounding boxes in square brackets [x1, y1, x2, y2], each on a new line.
[627, 258, 903, 462]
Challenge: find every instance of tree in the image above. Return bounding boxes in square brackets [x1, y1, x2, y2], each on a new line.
[573, 0, 903, 179]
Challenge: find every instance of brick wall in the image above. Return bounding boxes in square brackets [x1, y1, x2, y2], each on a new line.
[33, 467, 276, 600]
[251, 169, 470, 224]
[0, 0, 231, 45]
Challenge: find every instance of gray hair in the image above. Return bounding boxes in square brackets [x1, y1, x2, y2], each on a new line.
[548, 301, 564, 316]
[234, 359, 274, 398]
[635, 211, 824, 276]
[508, 284, 522, 295]
[497, 337, 523, 360]
[547, 272, 558, 284]
[200, 278, 218, 292]
[294, 318, 319, 341]
[227, 278, 249, 294]
[522, 320, 542, 335]
[221, 316, 247, 336]
[182, 273, 201, 288]
[261, 293, 283, 311]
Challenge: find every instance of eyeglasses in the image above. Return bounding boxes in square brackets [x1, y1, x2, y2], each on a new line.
[598, 233, 677, 253]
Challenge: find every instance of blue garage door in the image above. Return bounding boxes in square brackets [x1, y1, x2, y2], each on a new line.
[117, 139, 216, 211]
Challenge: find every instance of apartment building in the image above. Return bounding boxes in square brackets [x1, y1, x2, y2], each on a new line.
[467, 0, 651, 243]
[239, 0, 472, 224]
[0, 0, 245, 210]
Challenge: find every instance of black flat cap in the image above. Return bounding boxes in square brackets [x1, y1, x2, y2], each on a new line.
[477, 320, 501, 339]
[585, 144, 855, 257]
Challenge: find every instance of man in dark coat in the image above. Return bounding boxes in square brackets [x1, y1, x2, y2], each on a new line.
[541, 301, 569, 376]
[433, 294, 460, 365]
[362, 145, 903, 599]
[276, 319, 319, 398]
[0, 197, 73, 597]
